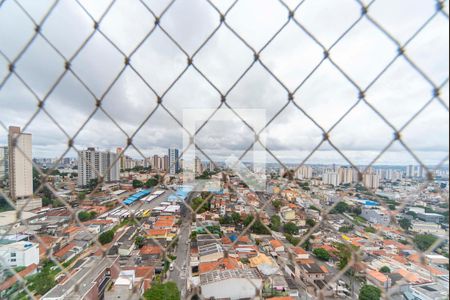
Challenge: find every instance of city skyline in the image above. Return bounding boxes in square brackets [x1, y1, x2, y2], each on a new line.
[0, 0, 448, 166]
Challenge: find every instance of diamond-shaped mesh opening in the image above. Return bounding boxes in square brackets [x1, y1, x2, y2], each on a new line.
[0, 0, 449, 299]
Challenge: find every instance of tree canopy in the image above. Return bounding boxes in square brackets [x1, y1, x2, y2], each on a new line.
[144, 282, 180, 300]
[332, 202, 350, 214]
[283, 222, 299, 235]
[313, 248, 330, 261]
[359, 285, 382, 300]
[99, 230, 115, 245]
[414, 234, 438, 251]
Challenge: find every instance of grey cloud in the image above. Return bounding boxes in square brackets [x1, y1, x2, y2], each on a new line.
[0, 0, 448, 166]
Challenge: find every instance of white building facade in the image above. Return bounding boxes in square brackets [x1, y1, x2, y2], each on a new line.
[77, 148, 120, 187]
[0, 241, 39, 268]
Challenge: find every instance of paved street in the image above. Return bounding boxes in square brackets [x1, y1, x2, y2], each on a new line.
[168, 193, 194, 298]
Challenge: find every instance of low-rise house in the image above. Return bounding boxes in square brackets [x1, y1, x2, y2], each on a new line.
[296, 262, 327, 283]
[53, 242, 81, 263]
[361, 208, 390, 226]
[104, 267, 155, 300]
[0, 263, 37, 298]
[290, 247, 310, 260]
[198, 243, 224, 263]
[42, 256, 120, 300]
[249, 253, 279, 276]
[233, 244, 259, 259]
[199, 257, 242, 275]
[270, 240, 285, 253]
[411, 221, 446, 235]
[118, 227, 137, 257]
[269, 275, 290, 292]
[366, 269, 392, 290]
[146, 229, 170, 240]
[280, 207, 296, 222]
[0, 241, 39, 268]
[199, 269, 263, 300]
[407, 282, 449, 300]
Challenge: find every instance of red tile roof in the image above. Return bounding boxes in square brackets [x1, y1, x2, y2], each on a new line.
[54, 243, 76, 258]
[270, 240, 284, 249]
[199, 257, 241, 274]
[292, 247, 308, 255]
[140, 245, 163, 255]
[0, 264, 37, 291]
[37, 235, 58, 257]
[147, 229, 169, 236]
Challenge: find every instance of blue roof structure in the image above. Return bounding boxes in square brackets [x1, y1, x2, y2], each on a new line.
[168, 186, 193, 202]
[123, 190, 151, 205]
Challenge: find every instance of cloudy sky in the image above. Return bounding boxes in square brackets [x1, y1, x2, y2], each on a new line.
[0, 0, 448, 167]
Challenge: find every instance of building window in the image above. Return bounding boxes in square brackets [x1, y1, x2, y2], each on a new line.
[10, 253, 16, 257]
[10, 259, 16, 262]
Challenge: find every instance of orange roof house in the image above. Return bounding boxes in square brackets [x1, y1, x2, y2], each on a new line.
[199, 257, 241, 274]
[146, 229, 169, 237]
[54, 243, 76, 259]
[270, 240, 284, 250]
[153, 219, 175, 229]
[0, 264, 37, 292]
[140, 245, 163, 256]
[37, 235, 58, 258]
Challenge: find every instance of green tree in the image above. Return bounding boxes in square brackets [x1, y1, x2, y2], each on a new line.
[252, 219, 271, 235]
[78, 211, 96, 222]
[332, 202, 350, 214]
[88, 178, 99, 190]
[359, 285, 381, 300]
[399, 218, 412, 231]
[270, 215, 282, 232]
[314, 248, 330, 261]
[219, 215, 233, 225]
[365, 227, 376, 234]
[379, 266, 391, 274]
[144, 282, 180, 300]
[243, 215, 254, 227]
[309, 205, 321, 212]
[414, 234, 438, 251]
[285, 234, 301, 246]
[191, 197, 209, 213]
[335, 243, 355, 270]
[306, 219, 316, 228]
[78, 192, 86, 201]
[388, 204, 396, 211]
[339, 226, 354, 233]
[231, 212, 241, 225]
[133, 180, 144, 189]
[135, 236, 145, 249]
[145, 178, 159, 188]
[284, 222, 299, 235]
[272, 200, 282, 211]
[406, 211, 417, 219]
[99, 230, 115, 245]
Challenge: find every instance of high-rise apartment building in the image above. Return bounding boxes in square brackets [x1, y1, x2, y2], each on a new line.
[151, 155, 163, 171]
[0, 146, 8, 187]
[195, 157, 203, 175]
[116, 148, 125, 170]
[363, 172, 380, 190]
[77, 148, 120, 187]
[406, 165, 414, 178]
[338, 167, 354, 185]
[295, 166, 313, 180]
[8, 127, 33, 200]
[322, 172, 340, 186]
[163, 155, 169, 172]
[168, 149, 179, 175]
